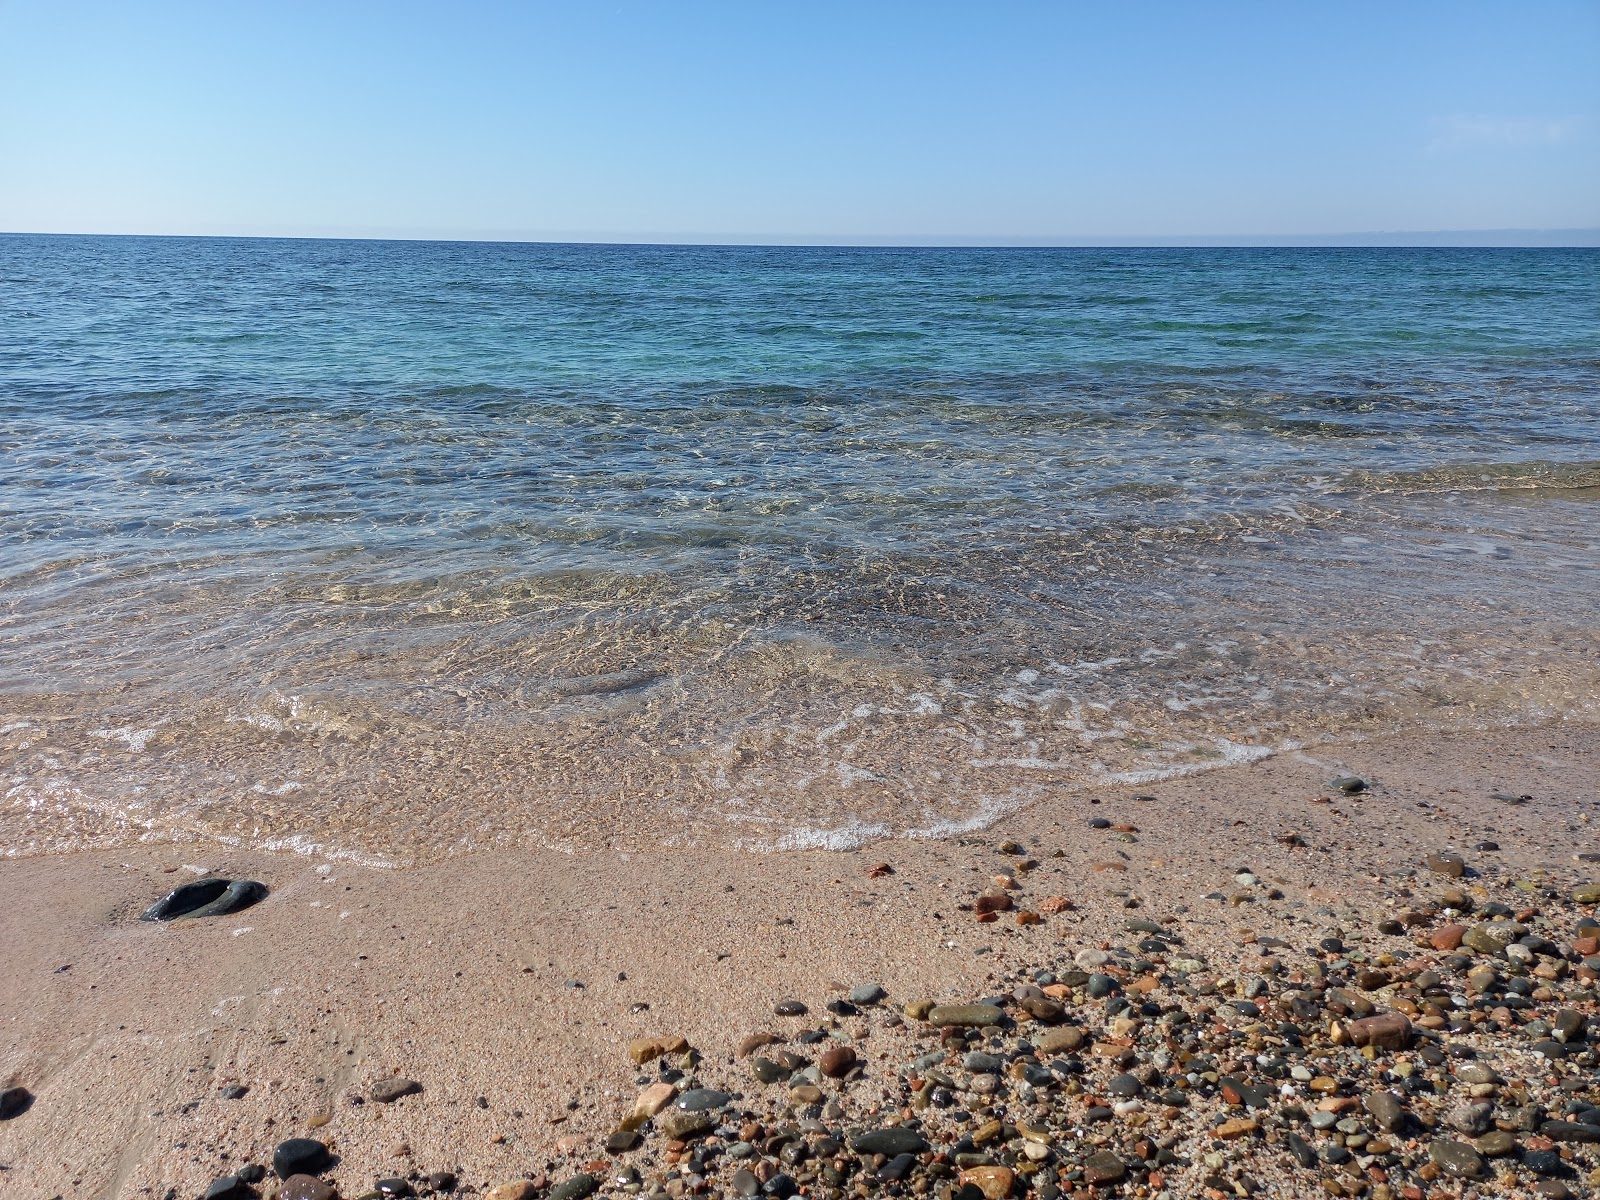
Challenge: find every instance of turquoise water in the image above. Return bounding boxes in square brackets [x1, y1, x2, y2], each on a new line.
[2, 236, 1598, 860]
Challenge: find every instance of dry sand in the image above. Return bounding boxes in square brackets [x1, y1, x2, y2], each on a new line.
[2, 721, 1596, 1197]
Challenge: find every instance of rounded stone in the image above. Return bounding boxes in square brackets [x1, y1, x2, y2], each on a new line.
[272, 1139, 330, 1180]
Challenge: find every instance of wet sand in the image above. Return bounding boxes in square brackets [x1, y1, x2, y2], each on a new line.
[2, 721, 1597, 1197]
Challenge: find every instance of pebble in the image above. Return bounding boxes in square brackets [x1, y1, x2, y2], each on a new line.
[773, 1000, 808, 1016]
[1428, 1139, 1486, 1178]
[926, 1003, 1003, 1027]
[852, 1127, 928, 1156]
[547, 1174, 598, 1200]
[272, 1139, 330, 1180]
[278, 1177, 337, 1200]
[483, 1184, 539, 1200]
[848, 984, 886, 1005]
[0, 1086, 32, 1120]
[370, 1077, 422, 1103]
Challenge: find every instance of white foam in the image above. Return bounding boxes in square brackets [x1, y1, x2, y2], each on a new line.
[89, 726, 160, 753]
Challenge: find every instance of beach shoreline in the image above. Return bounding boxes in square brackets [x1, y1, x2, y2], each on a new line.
[3, 719, 1597, 1197]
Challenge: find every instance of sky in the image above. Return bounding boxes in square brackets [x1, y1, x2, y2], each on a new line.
[1, 1, 1597, 244]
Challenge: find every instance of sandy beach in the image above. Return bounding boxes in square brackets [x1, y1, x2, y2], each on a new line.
[4, 721, 1597, 1198]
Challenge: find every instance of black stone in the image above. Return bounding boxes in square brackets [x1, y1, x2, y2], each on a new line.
[1540, 1120, 1600, 1143]
[142, 878, 267, 921]
[220, 1084, 249, 1100]
[238, 1166, 267, 1184]
[852, 1127, 928, 1156]
[427, 1173, 458, 1194]
[377, 1180, 414, 1198]
[1286, 1132, 1317, 1169]
[877, 1153, 918, 1181]
[762, 1174, 797, 1199]
[0, 1086, 33, 1120]
[1524, 1149, 1565, 1176]
[774, 1000, 808, 1016]
[272, 1138, 330, 1179]
[203, 1176, 252, 1200]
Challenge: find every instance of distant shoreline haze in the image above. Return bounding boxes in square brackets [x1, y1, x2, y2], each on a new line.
[2, 228, 1598, 248]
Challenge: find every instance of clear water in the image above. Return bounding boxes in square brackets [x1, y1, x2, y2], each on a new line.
[3, 236, 1598, 861]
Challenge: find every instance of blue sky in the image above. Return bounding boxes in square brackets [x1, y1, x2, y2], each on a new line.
[1, 1, 1596, 243]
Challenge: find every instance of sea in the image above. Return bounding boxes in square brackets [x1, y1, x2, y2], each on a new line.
[2, 236, 1598, 863]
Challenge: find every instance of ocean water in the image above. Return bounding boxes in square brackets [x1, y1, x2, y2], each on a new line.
[2, 235, 1598, 862]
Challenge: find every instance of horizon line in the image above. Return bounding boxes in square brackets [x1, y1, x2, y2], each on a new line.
[3, 226, 1599, 249]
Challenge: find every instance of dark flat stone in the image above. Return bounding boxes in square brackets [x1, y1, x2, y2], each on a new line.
[852, 1126, 928, 1156]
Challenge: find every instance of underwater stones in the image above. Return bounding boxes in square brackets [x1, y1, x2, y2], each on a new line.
[141, 877, 268, 921]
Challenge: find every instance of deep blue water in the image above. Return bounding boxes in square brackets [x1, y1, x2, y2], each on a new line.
[2, 236, 1598, 859]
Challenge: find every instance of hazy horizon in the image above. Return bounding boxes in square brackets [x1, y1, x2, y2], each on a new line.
[5, 227, 1598, 249]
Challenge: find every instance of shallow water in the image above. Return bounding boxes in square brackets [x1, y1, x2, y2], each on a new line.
[2, 237, 1598, 860]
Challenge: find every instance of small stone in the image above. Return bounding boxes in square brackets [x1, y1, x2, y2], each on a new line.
[1426, 852, 1466, 878]
[1366, 1091, 1406, 1134]
[220, 1084, 249, 1100]
[1474, 1130, 1517, 1157]
[628, 1035, 688, 1065]
[548, 1174, 598, 1200]
[427, 1173, 458, 1194]
[484, 1183, 539, 1200]
[273, 1139, 330, 1180]
[1082, 1151, 1126, 1185]
[279, 1177, 337, 1200]
[1574, 883, 1600, 904]
[848, 984, 886, 1005]
[958, 1166, 1014, 1200]
[1430, 925, 1466, 952]
[626, 1082, 678, 1127]
[1427, 1140, 1485, 1178]
[376, 1180, 414, 1198]
[204, 1177, 250, 1200]
[852, 1127, 928, 1156]
[1332, 775, 1367, 793]
[674, 1088, 730, 1112]
[774, 1000, 808, 1017]
[370, 1078, 422, 1104]
[1034, 1026, 1085, 1055]
[1346, 1011, 1413, 1050]
[1540, 1120, 1600, 1142]
[658, 1110, 714, 1140]
[737, 1032, 781, 1058]
[818, 1045, 856, 1078]
[1216, 1117, 1259, 1139]
[605, 1128, 641, 1154]
[732, 1169, 760, 1197]
[927, 1003, 1004, 1028]
[0, 1086, 33, 1120]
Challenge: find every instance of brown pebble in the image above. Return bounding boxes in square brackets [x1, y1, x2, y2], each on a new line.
[818, 1044, 856, 1078]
